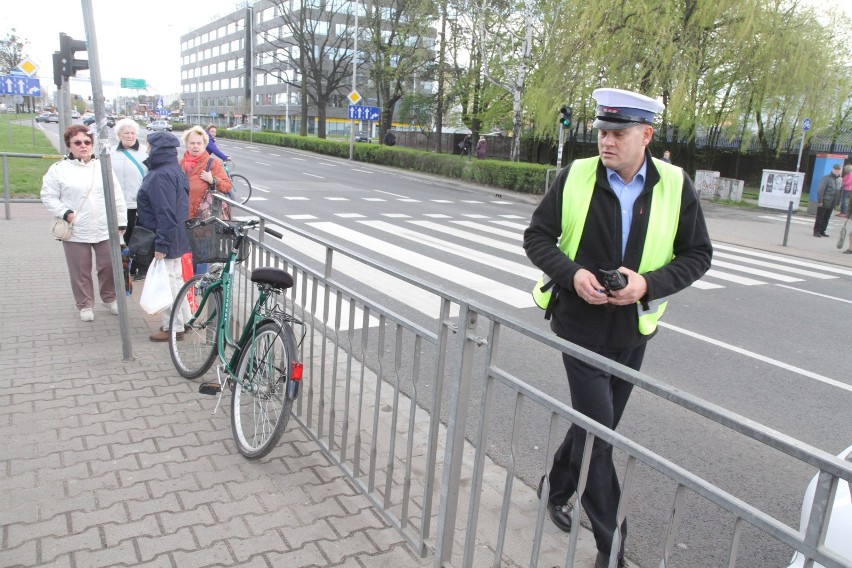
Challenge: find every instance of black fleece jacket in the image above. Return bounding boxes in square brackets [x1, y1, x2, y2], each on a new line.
[523, 151, 712, 351]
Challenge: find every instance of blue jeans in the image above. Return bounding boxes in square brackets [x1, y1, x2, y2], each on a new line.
[841, 191, 850, 215]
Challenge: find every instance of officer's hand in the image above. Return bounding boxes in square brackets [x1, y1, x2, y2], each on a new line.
[573, 268, 609, 305]
[607, 267, 647, 306]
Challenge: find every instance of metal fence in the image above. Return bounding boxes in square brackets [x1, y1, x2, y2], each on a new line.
[208, 196, 852, 567]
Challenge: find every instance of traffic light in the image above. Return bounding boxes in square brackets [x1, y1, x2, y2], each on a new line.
[59, 33, 88, 78]
[52, 51, 63, 88]
[559, 106, 573, 129]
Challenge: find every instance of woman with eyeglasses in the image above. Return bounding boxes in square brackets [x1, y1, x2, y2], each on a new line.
[41, 124, 127, 322]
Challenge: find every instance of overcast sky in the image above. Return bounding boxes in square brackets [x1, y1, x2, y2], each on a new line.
[6, 0, 243, 99]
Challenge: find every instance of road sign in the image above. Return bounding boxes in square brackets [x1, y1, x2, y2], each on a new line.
[17, 58, 38, 77]
[802, 118, 811, 132]
[348, 105, 380, 121]
[155, 98, 165, 116]
[120, 77, 146, 89]
[347, 90, 362, 105]
[0, 75, 41, 96]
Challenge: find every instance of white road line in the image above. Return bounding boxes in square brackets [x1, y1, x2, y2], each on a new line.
[319, 162, 337, 167]
[712, 243, 852, 276]
[268, 153, 280, 157]
[774, 284, 852, 304]
[256, 161, 271, 166]
[336, 213, 366, 218]
[462, 200, 483, 204]
[452, 220, 520, 240]
[307, 221, 536, 308]
[374, 190, 407, 198]
[286, 214, 317, 219]
[360, 220, 539, 278]
[463, 214, 489, 219]
[266, 223, 455, 319]
[324, 197, 349, 201]
[303, 173, 324, 179]
[363, 198, 387, 202]
[703, 269, 765, 285]
[659, 322, 852, 394]
[499, 215, 526, 219]
[424, 214, 452, 218]
[381, 213, 411, 218]
[491, 201, 514, 205]
[491, 220, 529, 230]
[710, 260, 803, 282]
[253, 187, 270, 193]
[291, 157, 306, 161]
[352, 168, 372, 173]
[409, 220, 526, 256]
[431, 199, 453, 203]
[283, 196, 309, 200]
[247, 196, 267, 201]
[399, 198, 421, 202]
[691, 280, 725, 290]
[712, 251, 837, 279]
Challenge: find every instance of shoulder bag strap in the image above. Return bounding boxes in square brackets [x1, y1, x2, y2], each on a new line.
[119, 148, 146, 178]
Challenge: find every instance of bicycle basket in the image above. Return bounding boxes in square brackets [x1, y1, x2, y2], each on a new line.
[186, 221, 251, 263]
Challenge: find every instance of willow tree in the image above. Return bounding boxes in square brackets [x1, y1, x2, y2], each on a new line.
[525, 0, 848, 168]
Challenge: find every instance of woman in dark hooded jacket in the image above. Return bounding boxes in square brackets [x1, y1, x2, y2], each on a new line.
[135, 131, 192, 342]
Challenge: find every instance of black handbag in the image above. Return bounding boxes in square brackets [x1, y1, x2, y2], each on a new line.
[127, 225, 156, 264]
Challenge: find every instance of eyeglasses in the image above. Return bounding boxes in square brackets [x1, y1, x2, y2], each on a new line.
[71, 139, 93, 147]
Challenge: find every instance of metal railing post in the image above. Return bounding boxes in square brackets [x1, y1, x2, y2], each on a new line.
[435, 304, 480, 566]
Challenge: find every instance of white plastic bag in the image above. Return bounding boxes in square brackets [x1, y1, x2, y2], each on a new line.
[139, 259, 173, 315]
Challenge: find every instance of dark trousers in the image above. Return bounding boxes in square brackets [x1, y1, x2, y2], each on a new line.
[547, 343, 647, 559]
[814, 206, 832, 234]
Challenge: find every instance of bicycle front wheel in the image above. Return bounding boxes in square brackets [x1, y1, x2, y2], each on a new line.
[229, 174, 252, 205]
[231, 321, 296, 459]
[169, 274, 221, 379]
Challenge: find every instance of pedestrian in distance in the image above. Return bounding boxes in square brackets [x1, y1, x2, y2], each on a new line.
[383, 129, 396, 146]
[839, 163, 852, 218]
[41, 124, 128, 322]
[476, 136, 487, 159]
[459, 134, 472, 157]
[660, 149, 671, 163]
[813, 163, 843, 238]
[524, 87, 712, 568]
[205, 124, 229, 162]
[111, 118, 149, 281]
[135, 132, 192, 342]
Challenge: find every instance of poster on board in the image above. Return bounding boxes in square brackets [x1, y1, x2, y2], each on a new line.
[758, 170, 804, 210]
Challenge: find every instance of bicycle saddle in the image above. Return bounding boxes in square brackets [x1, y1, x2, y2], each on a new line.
[251, 267, 294, 290]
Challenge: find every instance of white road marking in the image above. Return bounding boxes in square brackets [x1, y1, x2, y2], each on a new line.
[659, 322, 852, 394]
[409, 220, 525, 256]
[307, 221, 536, 308]
[303, 172, 324, 179]
[324, 197, 349, 201]
[774, 284, 852, 304]
[286, 214, 317, 219]
[283, 196, 309, 200]
[712, 243, 852, 276]
[712, 251, 837, 279]
[336, 213, 366, 218]
[702, 269, 765, 286]
[710, 260, 803, 282]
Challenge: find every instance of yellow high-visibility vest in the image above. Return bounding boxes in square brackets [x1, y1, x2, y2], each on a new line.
[532, 157, 683, 334]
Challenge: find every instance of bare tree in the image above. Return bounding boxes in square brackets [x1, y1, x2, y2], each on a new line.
[0, 29, 26, 74]
[258, 0, 362, 138]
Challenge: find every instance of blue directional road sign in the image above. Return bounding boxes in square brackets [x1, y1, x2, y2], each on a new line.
[155, 97, 165, 116]
[0, 75, 41, 96]
[348, 105, 380, 121]
[802, 118, 811, 132]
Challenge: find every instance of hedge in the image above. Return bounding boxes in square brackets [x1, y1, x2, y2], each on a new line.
[219, 130, 552, 195]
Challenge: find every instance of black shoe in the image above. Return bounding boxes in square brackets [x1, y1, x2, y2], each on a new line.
[132, 271, 146, 281]
[821, 232, 829, 237]
[813, 233, 822, 237]
[537, 475, 573, 532]
[595, 551, 628, 568]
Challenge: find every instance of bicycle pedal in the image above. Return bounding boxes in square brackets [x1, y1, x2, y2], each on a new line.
[199, 383, 222, 395]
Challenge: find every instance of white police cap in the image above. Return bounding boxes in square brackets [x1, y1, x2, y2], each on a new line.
[592, 88, 665, 130]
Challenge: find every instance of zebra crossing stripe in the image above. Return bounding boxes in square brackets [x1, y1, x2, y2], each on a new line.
[307, 221, 536, 308]
[712, 251, 837, 279]
[710, 260, 803, 282]
[408, 220, 526, 256]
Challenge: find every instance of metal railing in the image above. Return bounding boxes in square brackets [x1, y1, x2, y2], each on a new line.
[1, 152, 65, 220]
[220, 194, 851, 568]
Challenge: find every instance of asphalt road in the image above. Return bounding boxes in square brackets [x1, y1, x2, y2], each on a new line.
[32, 124, 852, 567]
[213, 138, 852, 568]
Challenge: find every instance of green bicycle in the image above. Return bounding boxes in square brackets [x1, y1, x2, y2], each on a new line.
[168, 216, 304, 459]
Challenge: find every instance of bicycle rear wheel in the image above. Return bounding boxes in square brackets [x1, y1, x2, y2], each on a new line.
[229, 174, 252, 205]
[231, 321, 296, 459]
[169, 274, 221, 379]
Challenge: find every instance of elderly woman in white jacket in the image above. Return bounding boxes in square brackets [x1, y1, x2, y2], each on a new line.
[110, 118, 148, 278]
[42, 124, 127, 322]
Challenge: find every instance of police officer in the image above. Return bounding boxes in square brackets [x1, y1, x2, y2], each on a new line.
[523, 88, 712, 568]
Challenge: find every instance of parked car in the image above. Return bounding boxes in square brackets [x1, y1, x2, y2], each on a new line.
[82, 115, 116, 127]
[787, 444, 852, 567]
[146, 120, 173, 132]
[355, 132, 371, 143]
[71, 110, 80, 119]
[36, 113, 59, 123]
[227, 123, 261, 132]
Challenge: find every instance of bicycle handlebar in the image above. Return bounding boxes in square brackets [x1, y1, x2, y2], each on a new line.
[185, 216, 282, 240]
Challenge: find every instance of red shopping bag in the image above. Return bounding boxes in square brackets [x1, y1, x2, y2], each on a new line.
[181, 252, 197, 311]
